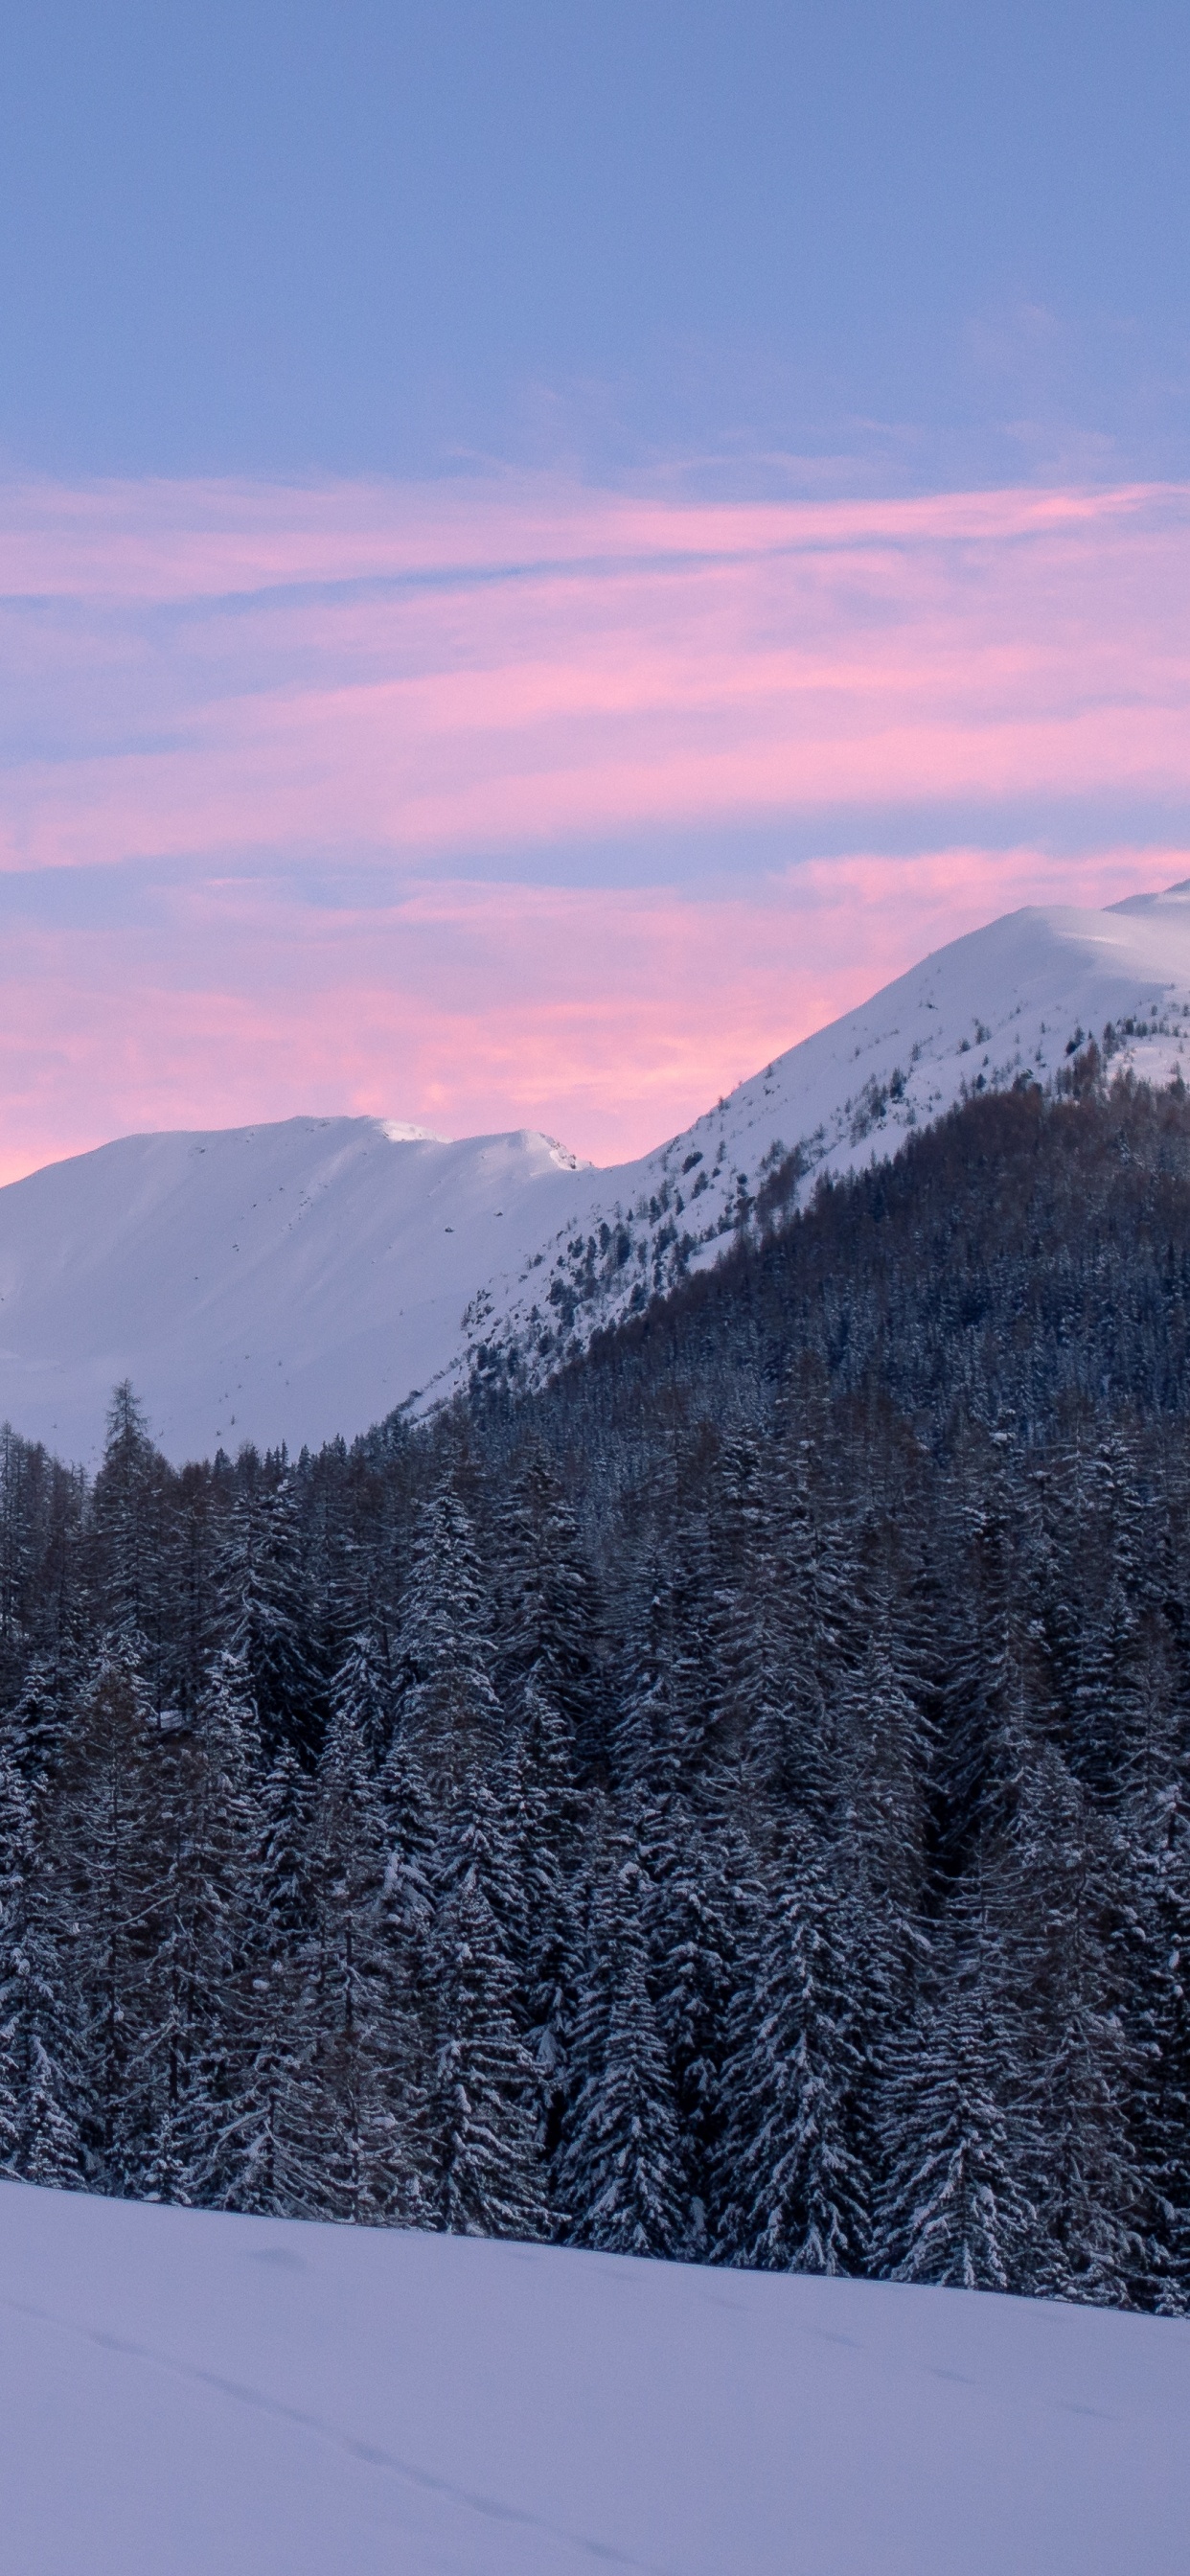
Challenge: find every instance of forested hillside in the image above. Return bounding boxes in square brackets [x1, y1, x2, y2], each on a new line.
[2, 1071, 1189, 2309]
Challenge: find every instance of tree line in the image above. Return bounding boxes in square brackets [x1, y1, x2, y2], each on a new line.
[1, 1073, 1188, 2308]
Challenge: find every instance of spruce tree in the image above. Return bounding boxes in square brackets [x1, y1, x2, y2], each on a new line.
[874, 1883, 1036, 2291]
[63, 1639, 165, 2189]
[642, 1791, 755, 2251]
[146, 1653, 263, 2206]
[1012, 1746, 1147, 2304]
[556, 1837, 681, 2257]
[304, 1679, 421, 2222]
[1123, 1707, 1190, 2310]
[717, 1818, 870, 2276]
[494, 1443, 599, 1750]
[221, 1475, 322, 1760]
[398, 1480, 501, 1783]
[425, 1809, 547, 2238]
[0, 1723, 84, 2185]
[219, 1739, 325, 2217]
[330, 1626, 393, 1772]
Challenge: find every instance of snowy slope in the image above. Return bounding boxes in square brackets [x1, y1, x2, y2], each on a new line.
[469, 884, 1190, 1397]
[1, 2182, 1187, 2576]
[0, 1116, 589, 1464]
[5, 883, 1190, 1464]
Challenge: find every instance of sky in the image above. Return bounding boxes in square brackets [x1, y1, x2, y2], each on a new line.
[1, 2, 1188, 1179]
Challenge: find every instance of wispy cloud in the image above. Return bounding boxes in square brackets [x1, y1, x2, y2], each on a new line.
[0, 472, 1186, 1177]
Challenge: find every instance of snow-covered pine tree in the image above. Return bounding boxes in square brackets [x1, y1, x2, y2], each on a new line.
[822, 1604, 935, 2148]
[377, 1728, 436, 1968]
[1011, 1744, 1147, 2304]
[424, 1782, 547, 2239]
[612, 1526, 709, 1794]
[140, 1651, 264, 2207]
[716, 1815, 870, 2276]
[0, 1716, 84, 2185]
[936, 1429, 1040, 1863]
[493, 1442, 599, 1752]
[218, 1737, 325, 2217]
[711, 1427, 858, 1806]
[398, 1480, 501, 1784]
[556, 1832, 681, 2257]
[6, 1651, 78, 1803]
[704, 1431, 790, 1778]
[62, 1638, 165, 2189]
[329, 1626, 394, 1773]
[1120, 1691, 1190, 2311]
[644, 1791, 758, 2253]
[505, 1675, 582, 2157]
[873, 1877, 1037, 2292]
[89, 1384, 177, 1708]
[303, 1675, 422, 2223]
[220, 1474, 323, 1760]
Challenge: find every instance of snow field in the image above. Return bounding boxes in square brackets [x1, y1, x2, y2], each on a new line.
[1, 2180, 1188, 2576]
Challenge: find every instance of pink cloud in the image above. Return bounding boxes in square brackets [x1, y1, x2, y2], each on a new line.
[0, 468, 1186, 1176]
[0, 843, 1181, 1187]
[0, 469, 1171, 603]
[1, 474, 1187, 873]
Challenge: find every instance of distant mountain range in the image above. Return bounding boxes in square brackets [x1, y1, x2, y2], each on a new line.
[4, 883, 1190, 1465]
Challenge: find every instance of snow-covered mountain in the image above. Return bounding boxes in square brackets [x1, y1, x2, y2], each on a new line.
[5, 883, 1190, 1465]
[0, 1116, 591, 1464]
[2, 2180, 1186, 2576]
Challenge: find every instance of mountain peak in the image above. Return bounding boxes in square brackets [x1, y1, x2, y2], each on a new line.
[4, 886, 1190, 1463]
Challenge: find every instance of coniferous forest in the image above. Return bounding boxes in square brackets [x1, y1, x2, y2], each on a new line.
[2, 1071, 1190, 2310]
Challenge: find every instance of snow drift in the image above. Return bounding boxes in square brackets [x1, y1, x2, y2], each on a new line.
[6, 885, 1190, 1463]
[1, 2179, 1187, 2576]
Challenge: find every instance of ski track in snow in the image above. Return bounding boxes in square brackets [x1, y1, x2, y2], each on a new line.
[0, 2290, 666, 2573]
[5, 883, 1190, 1464]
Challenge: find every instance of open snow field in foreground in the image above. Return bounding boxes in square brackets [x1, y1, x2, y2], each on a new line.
[1, 2182, 1187, 2576]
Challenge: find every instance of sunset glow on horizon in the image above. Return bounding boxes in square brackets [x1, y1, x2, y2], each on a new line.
[2, 468, 1188, 1184]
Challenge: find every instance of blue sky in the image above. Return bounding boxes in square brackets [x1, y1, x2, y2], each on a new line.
[1, 4, 1188, 1180]
[3, 1, 1188, 489]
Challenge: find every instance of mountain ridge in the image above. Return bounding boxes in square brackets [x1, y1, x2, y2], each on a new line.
[6, 885, 1190, 1463]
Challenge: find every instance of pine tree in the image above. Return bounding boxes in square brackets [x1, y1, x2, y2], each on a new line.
[874, 1883, 1036, 2291]
[303, 1678, 422, 2222]
[705, 1432, 794, 1781]
[141, 1653, 264, 2206]
[556, 1837, 681, 2257]
[1122, 1703, 1190, 2311]
[63, 1639, 165, 2188]
[823, 1606, 935, 2150]
[398, 1481, 501, 1783]
[505, 1681, 580, 2156]
[425, 1827, 547, 2240]
[89, 1384, 178, 1709]
[219, 1739, 325, 2217]
[221, 1475, 323, 1760]
[642, 1792, 755, 2251]
[0, 1723, 84, 2185]
[937, 1430, 1041, 1862]
[1012, 1746, 1147, 2304]
[1064, 1436, 1150, 1801]
[717, 1818, 870, 2275]
[612, 1553, 696, 1794]
[330, 1626, 393, 1772]
[494, 1443, 599, 1750]
[6, 1651, 77, 1803]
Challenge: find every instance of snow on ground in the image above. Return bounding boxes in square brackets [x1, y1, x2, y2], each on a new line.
[6, 884, 1190, 1464]
[1, 2182, 1187, 2576]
